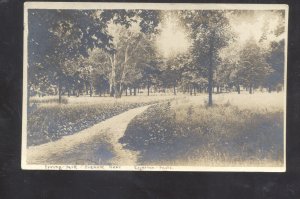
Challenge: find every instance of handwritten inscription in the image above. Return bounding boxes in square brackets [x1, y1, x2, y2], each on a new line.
[85, 165, 105, 170]
[42, 164, 174, 171]
[109, 165, 121, 169]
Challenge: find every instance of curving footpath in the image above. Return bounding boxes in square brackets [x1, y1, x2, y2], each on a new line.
[27, 105, 151, 165]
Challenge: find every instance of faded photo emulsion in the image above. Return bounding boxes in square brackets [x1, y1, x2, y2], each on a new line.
[22, 3, 288, 171]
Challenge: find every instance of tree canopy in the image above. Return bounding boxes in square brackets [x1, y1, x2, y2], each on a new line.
[27, 9, 286, 105]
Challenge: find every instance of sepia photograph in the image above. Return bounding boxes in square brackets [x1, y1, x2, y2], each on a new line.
[22, 3, 288, 171]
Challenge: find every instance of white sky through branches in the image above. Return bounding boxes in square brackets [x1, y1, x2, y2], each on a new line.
[156, 15, 190, 59]
[229, 11, 283, 45]
[220, 11, 284, 59]
[155, 11, 283, 59]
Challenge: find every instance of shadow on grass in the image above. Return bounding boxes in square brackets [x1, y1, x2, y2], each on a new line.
[41, 134, 116, 165]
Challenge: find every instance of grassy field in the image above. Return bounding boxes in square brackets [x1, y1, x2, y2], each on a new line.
[27, 92, 284, 167]
[27, 95, 174, 146]
[120, 92, 284, 167]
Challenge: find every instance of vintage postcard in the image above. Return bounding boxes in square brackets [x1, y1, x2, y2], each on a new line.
[22, 2, 288, 171]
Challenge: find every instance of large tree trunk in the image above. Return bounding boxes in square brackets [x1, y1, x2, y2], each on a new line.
[193, 85, 196, 96]
[133, 87, 136, 96]
[249, 84, 253, 94]
[207, 32, 214, 107]
[117, 45, 129, 99]
[208, 59, 213, 106]
[115, 82, 123, 98]
[58, 78, 62, 104]
[85, 84, 88, 95]
[268, 86, 272, 93]
[237, 84, 240, 94]
[113, 82, 120, 98]
[89, 82, 93, 97]
[119, 85, 124, 98]
[109, 84, 114, 97]
[147, 82, 150, 96]
[173, 84, 176, 95]
[109, 53, 116, 97]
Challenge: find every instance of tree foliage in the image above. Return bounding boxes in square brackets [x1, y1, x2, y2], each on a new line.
[27, 9, 285, 103]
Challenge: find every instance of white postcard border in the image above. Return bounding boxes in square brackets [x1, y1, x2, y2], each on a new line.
[22, 2, 288, 172]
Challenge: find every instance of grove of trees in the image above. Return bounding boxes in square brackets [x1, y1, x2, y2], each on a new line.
[28, 9, 285, 106]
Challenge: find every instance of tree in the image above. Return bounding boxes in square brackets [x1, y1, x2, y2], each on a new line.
[61, 57, 84, 97]
[265, 40, 285, 92]
[238, 38, 273, 94]
[85, 48, 111, 96]
[141, 60, 161, 96]
[28, 9, 161, 102]
[107, 21, 159, 97]
[159, 53, 189, 95]
[182, 10, 233, 106]
[28, 10, 115, 102]
[219, 42, 243, 94]
[167, 54, 203, 95]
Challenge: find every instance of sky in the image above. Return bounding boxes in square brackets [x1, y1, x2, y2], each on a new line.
[155, 10, 284, 59]
[155, 14, 190, 59]
[229, 11, 283, 45]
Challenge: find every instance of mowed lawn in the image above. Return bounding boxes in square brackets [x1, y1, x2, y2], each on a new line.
[27, 95, 174, 146]
[120, 92, 284, 167]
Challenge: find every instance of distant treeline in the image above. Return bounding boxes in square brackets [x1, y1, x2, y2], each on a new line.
[28, 9, 285, 105]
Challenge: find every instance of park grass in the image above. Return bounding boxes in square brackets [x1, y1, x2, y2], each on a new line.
[120, 94, 284, 167]
[27, 96, 173, 146]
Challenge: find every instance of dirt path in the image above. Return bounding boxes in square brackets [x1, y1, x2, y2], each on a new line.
[27, 105, 151, 165]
